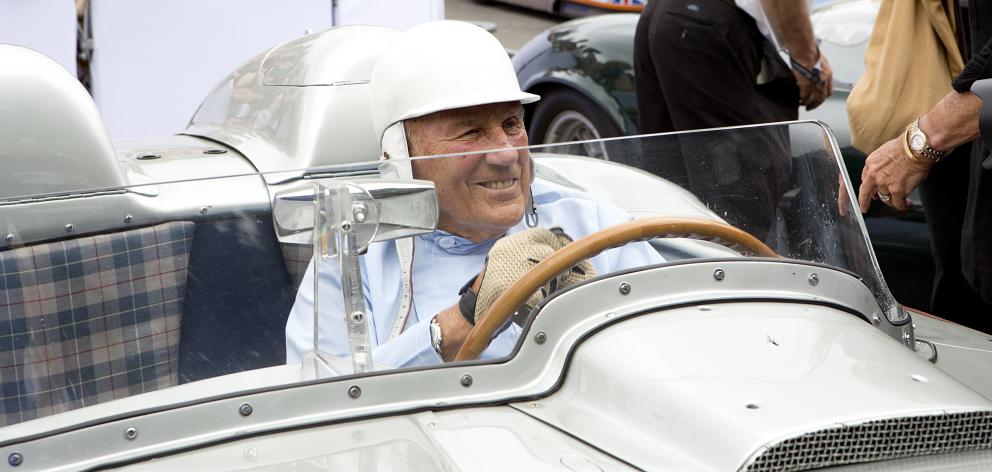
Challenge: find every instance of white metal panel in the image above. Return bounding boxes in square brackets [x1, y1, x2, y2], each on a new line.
[0, 0, 76, 76]
[88, 0, 331, 140]
[333, 0, 444, 29]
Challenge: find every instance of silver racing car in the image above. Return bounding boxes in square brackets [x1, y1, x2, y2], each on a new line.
[1, 24, 991, 471]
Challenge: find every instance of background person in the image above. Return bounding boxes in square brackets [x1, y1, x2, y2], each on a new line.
[858, 31, 992, 325]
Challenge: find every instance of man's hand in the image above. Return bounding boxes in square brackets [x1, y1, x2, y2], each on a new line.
[794, 53, 833, 111]
[857, 136, 932, 212]
[434, 227, 594, 361]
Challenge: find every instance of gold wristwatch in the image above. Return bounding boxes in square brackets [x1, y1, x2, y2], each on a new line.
[906, 118, 946, 163]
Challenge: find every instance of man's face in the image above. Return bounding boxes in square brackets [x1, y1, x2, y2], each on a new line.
[406, 102, 531, 243]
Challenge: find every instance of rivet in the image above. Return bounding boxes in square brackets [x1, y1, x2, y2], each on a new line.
[4, 233, 13, 243]
[353, 204, 368, 223]
[7, 453, 22, 467]
[535, 332, 547, 344]
[350, 311, 365, 323]
[871, 314, 881, 326]
[199, 206, 209, 215]
[123, 214, 133, 224]
[238, 403, 253, 416]
[348, 385, 361, 399]
[808, 273, 819, 286]
[352, 430, 366, 443]
[460, 374, 473, 387]
[341, 221, 353, 232]
[124, 427, 138, 440]
[618, 282, 631, 295]
[243, 446, 258, 462]
[713, 269, 725, 281]
[203, 148, 228, 155]
[65, 224, 75, 233]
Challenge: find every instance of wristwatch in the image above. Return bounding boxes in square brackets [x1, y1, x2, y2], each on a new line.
[907, 118, 946, 163]
[429, 316, 443, 358]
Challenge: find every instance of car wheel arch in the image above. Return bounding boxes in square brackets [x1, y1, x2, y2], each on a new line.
[522, 78, 630, 140]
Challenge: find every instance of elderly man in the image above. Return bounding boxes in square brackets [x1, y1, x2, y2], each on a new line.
[285, 21, 662, 368]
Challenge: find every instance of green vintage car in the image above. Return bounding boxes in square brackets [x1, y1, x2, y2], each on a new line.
[512, 0, 935, 311]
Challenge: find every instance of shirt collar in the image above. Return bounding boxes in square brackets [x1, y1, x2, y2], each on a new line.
[418, 229, 498, 255]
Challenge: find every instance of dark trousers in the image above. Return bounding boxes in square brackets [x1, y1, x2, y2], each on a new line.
[634, 0, 798, 133]
[919, 143, 992, 326]
[633, 0, 798, 242]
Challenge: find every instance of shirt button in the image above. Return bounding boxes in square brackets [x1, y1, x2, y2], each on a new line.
[439, 237, 455, 249]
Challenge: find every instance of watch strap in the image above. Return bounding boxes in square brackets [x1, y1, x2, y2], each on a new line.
[788, 47, 824, 87]
[458, 275, 479, 326]
[909, 118, 946, 163]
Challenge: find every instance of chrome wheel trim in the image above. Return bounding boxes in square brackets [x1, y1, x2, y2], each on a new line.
[543, 110, 610, 160]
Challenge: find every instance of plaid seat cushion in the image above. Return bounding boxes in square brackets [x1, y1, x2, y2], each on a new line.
[0, 221, 194, 426]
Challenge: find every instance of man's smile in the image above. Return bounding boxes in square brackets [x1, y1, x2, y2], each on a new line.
[477, 178, 518, 190]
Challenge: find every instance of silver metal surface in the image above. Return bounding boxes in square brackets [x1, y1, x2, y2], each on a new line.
[7, 453, 21, 467]
[714, 268, 726, 281]
[0, 261, 916, 471]
[273, 179, 438, 248]
[1, 135, 268, 249]
[808, 273, 820, 286]
[185, 26, 399, 176]
[123, 428, 137, 441]
[912, 312, 992, 401]
[0, 45, 124, 201]
[535, 332, 548, 344]
[517, 301, 992, 471]
[460, 374, 474, 387]
[238, 404, 253, 417]
[347, 386, 362, 399]
[618, 282, 631, 295]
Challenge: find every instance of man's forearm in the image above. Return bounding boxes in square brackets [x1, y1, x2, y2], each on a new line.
[761, 0, 817, 65]
[920, 91, 983, 152]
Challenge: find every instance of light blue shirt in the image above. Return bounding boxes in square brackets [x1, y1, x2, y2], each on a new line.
[285, 180, 665, 368]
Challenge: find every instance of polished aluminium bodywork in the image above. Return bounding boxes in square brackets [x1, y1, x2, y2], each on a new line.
[3, 24, 992, 472]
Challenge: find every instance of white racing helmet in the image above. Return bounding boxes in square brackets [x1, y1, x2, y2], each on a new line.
[369, 20, 540, 178]
[368, 21, 540, 340]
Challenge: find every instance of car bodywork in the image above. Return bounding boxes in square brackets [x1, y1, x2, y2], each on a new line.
[2, 22, 992, 472]
[512, 1, 936, 311]
[484, 0, 645, 18]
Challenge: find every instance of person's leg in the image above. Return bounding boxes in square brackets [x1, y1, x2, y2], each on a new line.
[960, 145, 992, 332]
[919, 144, 985, 317]
[642, 0, 795, 239]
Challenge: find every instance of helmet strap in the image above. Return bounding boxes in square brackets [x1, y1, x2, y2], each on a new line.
[525, 186, 539, 228]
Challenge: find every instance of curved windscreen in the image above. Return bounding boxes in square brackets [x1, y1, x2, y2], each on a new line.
[0, 122, 897, 435]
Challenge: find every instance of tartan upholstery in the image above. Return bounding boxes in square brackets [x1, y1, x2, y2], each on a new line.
[281, 242, 313, 290]
[0, 221, 194, 426]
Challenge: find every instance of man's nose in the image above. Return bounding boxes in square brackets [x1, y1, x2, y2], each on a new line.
[482, 131, 519, 166]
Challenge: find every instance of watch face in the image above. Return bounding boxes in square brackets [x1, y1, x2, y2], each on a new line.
[910, 133, 926, 152]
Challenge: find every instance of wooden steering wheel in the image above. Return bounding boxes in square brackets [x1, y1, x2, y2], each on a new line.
[453, 217, 778, 361]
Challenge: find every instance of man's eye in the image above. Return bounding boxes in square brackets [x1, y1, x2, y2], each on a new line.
[504, 118, 523, 133]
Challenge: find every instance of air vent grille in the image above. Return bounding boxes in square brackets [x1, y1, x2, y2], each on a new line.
[742, 411, 992, 471]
